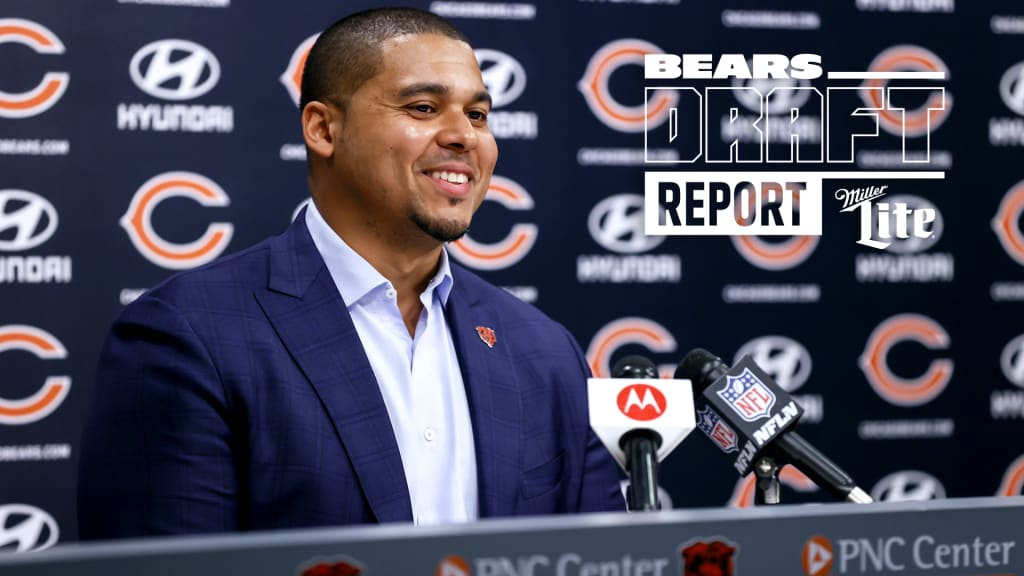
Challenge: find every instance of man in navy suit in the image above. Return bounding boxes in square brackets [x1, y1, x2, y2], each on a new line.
[78, 7, 624, 539]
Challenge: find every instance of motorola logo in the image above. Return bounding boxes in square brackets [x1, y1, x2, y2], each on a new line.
[588, 194, 664, 254]
[1001, 61, 1024, 116]
[475, 49, 526, 109]
[616, 384, 666, 421]
[870, 470, 946, 502]
[0, 190, 58, 252]
[731, 69, 812, 115]
[0, 504, 59, 552]
[129, 39, 221, 101]
[734, 336, 812, 392]
[1001, 334, 1024, 388]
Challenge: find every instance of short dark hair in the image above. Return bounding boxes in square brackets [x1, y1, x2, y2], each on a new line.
[300, 7, 470, 112]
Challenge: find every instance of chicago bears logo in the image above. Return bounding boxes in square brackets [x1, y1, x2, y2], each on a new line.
[728, 467, 817, 508]
[993, 180, 1024, 266]
[680, 538, 737, 576]
[448, 176, 537, 271]
[280, 33, 318, 106]
[299, 560, 362, 576]
[859, 313, 952, 406]
[120, 171, 233, 270]
[0, 325, 70, 425]
[859, 45, 951, 138]
[0, 18, 69, 118]
[997, 453, 1024, 497]
[578, 39, 678, 133]
[475, 326, 496, 348]
[586, 317, 677, 378]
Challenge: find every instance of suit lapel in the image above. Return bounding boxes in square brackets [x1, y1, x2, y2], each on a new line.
[254, 214, 413, 523]
[448, 265, 522, 517]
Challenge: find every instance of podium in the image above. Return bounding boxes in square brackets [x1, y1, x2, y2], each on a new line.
[2, 497, 1023, 575]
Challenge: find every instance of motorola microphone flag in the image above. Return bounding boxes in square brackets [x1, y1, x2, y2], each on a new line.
[587, 373, 696, 472]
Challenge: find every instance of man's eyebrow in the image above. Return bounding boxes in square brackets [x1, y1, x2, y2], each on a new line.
[395, 83, 493, 108]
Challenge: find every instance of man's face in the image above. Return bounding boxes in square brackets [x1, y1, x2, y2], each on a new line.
[332, 33, 497, 244]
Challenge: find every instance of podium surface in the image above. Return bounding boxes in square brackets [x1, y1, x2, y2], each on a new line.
[2, 497, 1023, 575]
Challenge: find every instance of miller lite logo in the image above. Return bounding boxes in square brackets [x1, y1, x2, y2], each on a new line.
[616, 384, 666, 421]
[718, 368, 776, 422]
[696, 406, 738, 453]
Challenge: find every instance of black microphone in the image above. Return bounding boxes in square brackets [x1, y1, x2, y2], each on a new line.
[676, 348, 872, 504]
[612, 355, 662, 511]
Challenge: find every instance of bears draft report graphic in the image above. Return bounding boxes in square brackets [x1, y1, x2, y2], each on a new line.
[0, 325, 70, 425]
[0, 19, 68, 119]
[120, 171, 234, 270]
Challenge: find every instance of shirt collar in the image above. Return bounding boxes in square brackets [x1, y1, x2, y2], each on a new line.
[304, 202, 455, 307]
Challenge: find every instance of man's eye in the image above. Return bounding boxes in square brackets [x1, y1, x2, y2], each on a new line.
[409, 104, 436, 114]
[468, 110, 488, 122]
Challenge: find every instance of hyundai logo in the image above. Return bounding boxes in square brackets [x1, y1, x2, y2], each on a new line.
[588, 194, 664, 254]
[0, 190, 58, 252]
[0, 504, 59, 552]
[475, 49, 526, 109]
[871, 471, 946, 502]
[130, 38, 220, 101]
[1000, 61, 1024, 116]
[733, 335, 812, 392]
[1001, 334, 1024, 389]
[731, 62, 812, 115]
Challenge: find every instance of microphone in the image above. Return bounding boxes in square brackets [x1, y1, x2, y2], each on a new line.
[587, 355, 696, 512]
[613, 356, 662, 511]
[676, 348, 872, 504]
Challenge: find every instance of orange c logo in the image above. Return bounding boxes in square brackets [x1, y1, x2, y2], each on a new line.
[0, 325, 69, 425]
[120, 171, 233, 270]
[859, 45, 951, 138]
[578, 39, 678, 133]
[859, 313, 952, 406]
[280, 33, 318, 107]
[448, 175, 537, 271]
[993, 180, 1024, 266]
[585, 317, 677, 378]
[0, 18, 69, 118]
[997, 454, 1024, 496]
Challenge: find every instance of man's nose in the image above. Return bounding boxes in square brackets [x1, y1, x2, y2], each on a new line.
[436, 109, 479, 151]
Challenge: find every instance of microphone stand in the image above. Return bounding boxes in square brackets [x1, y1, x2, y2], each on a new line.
[621, 431, 662, 511]
[753, 455, 782, 505]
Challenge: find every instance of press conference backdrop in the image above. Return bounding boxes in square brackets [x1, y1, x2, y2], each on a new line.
[2, 0, 1024, 549]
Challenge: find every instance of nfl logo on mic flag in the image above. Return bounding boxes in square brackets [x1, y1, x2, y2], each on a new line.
[718, 367, 777, 422]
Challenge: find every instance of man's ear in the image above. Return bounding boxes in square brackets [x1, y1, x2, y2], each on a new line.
[302, 101, 339, 159]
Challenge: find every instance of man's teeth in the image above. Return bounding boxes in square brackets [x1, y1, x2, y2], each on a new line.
[430, 171, 469, 184]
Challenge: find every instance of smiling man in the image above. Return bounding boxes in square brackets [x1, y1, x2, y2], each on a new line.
[78, 8, 624, 539]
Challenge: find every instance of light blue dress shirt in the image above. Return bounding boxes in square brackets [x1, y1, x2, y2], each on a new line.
[304, 202, 478, 524]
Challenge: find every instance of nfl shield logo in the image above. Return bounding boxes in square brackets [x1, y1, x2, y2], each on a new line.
[696, 406, 738, 453]
[717, 367, 776, 422]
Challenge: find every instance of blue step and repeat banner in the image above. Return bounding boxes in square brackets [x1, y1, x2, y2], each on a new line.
[3, 0, 1024, 550]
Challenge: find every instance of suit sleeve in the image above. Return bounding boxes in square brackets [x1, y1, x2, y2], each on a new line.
[78, 293, 238, 539]
[562, 326, 627, 513]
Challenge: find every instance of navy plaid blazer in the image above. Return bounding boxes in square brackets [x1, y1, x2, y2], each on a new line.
[78, 211, 624, 539]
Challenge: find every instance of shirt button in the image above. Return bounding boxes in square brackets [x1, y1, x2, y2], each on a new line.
[423, 428, 436, 442]
[385, 287, 397, 299]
